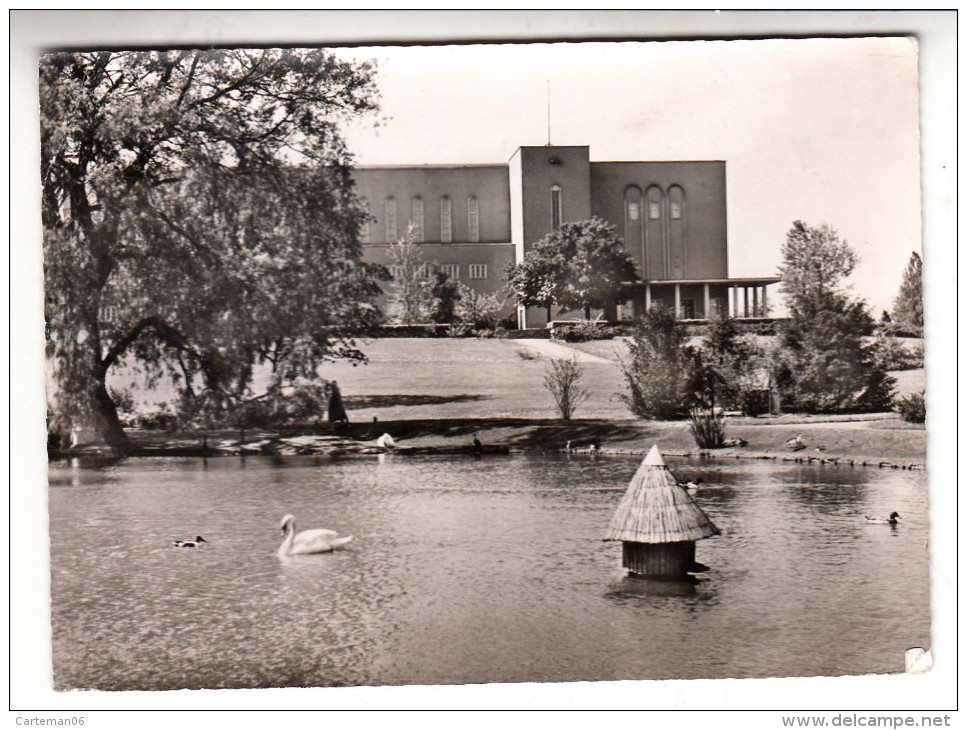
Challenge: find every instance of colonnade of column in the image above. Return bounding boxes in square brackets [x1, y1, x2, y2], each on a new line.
[639, 283, 770, 319]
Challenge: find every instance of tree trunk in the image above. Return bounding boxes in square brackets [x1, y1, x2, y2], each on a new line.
[91, 375, 129, 447]
[584, 304, 591, 320]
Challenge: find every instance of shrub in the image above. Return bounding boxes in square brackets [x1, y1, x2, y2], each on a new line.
[455, 284, 506, 330]
[895, 391, 926, 423]
[688, 408, 727, 448]
[692, 315, 771, 414]
[870, 331, 919, 371]
[552, 319, 609, 342]
[543, 356, 590, 420]
[619, 307, 700, 420]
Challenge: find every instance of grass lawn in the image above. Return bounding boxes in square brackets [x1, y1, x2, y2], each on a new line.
[108, 337, 927, 465]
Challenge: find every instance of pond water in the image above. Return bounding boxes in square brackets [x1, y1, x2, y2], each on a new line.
[48, 453, 930, 690]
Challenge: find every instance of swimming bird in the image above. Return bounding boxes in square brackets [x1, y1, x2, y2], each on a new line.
[679, 478, 705, 491]
[376, 433, 396, 449]
[173, 536, 208, 548]
[865, 511, 900, 525]
[278, 514, 353, 556]
[473, 435, 482, 448]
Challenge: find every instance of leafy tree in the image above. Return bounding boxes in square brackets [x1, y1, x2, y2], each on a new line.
[506, 217, 638, 320]
[42, 49, 384, 446]
[503, 251, 561, 323]
[892, 251, 924, 331]
[773, 221, 895, 413]
[778, 220, 858, 317]
[386, 224, 432, 325]
[619, 306, 700, 419]
[426, 265, 462, 324]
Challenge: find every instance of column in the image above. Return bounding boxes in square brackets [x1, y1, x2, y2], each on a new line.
[674, 284, 681, 320]
[753, 287, 759, 317]
[645, 283, 651, 312]
[762, 285, 768, 317]
[703, 283, 710, 320]
[743, 287, 749, 317]
[732, 285, 739, 318]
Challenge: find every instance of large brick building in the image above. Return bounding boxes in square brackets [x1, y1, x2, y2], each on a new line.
[353, 144, 779, 328]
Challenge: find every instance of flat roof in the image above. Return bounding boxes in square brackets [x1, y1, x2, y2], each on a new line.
[625, 277, 782, 286]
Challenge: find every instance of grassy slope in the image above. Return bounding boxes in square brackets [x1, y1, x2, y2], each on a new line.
[113, 337, 926, 465]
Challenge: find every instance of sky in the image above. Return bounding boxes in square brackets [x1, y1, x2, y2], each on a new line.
[333, 38, 922, 314]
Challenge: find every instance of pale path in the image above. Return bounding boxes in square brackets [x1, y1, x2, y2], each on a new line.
[506, 338, 615, 364]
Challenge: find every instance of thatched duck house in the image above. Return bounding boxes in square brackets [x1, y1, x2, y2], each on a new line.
[605, 445, 720, 579]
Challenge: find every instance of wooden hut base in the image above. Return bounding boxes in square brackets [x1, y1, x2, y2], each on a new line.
[623, 540, 698, 580]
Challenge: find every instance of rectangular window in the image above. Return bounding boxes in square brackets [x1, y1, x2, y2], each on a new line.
[627, 201, 640, 221]
[440, 264, 459, 279]
[468, 196, 479, 242]
[648, 201, 661, 220]
[385, 198, 398, 241]
[412, 197, 425, 242]
[440, 197, 452, 243]
[670, 201, 682, 220]
[468, 263, 488, 280]
[388, 265, 404, 280]
[415, 264, 429, 280]
[551, 186, 562, 228]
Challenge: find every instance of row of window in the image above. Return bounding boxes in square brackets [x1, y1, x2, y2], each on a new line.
[387, 263, 488, 280]
[362, 196, 481, 244]
[625, 185, 686, 222]
[627, 199, 683, 220]
[361, 184, 686, 243]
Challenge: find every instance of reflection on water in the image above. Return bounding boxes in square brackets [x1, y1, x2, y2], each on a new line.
[48, 454, 929, 689]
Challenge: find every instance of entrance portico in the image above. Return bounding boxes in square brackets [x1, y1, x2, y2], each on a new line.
[628, 276, 781, 320]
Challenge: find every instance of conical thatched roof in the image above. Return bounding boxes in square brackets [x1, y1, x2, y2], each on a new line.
[604, 445, 720, 543]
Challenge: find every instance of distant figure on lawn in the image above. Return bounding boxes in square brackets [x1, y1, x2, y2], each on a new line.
[328, 381, 349, 426]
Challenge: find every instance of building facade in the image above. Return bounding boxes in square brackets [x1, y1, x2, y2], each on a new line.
[353, 144, 779, 329]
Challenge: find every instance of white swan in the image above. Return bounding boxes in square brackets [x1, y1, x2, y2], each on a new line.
[278, 514, 353, 556]
[376, 433, 396, 449]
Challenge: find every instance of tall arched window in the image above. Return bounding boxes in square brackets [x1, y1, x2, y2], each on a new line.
[411, 196, 425, 242]
[624, 186, 643, 275]
[667, 185, 686, 279]
[645, 185, 665, 278]
[550, 185, 563, 229]
[385, 197, 398, 242]
[440, 196, 452, 243]
[467, 196, 479, 242]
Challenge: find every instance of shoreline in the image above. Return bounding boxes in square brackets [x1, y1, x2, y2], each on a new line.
[51, 413, 927, 470]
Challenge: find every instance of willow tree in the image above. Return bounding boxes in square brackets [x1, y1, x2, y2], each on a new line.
[41, 49, 386, 446]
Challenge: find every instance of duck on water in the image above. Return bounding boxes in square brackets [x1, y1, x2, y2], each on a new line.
[865, 511, 900, 525]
